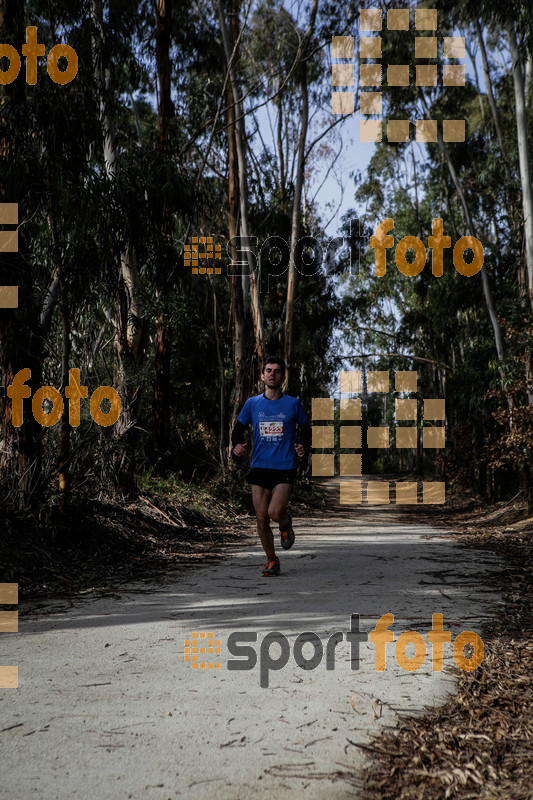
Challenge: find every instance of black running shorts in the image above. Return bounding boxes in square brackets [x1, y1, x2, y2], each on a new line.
[246, 467, 296, 490]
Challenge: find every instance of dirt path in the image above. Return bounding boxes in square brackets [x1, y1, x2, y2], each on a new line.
[0, 504, 501, 799]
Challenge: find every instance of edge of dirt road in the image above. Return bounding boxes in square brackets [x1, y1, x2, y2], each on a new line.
[341, 486, 533, 800]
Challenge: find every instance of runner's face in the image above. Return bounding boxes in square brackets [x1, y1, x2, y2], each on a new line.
[261, 364, 284, 388]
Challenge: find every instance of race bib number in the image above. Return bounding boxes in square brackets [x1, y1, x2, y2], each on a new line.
[259, 421, 284, 438]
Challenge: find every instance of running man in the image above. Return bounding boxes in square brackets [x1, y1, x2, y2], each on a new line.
[231, 357, 311, 576]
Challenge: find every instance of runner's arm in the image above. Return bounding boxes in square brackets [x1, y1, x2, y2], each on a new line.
[298, 421, 312, 451]
[231, 420, 248, 457]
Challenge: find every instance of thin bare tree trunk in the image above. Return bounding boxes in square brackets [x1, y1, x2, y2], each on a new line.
[507, 22, 533, 313]
[411, 148, 423, 240]
[464, 31, 484, 123]
[475, 20, 505, 151]
[210, 280, 226, 469]
[153, 309, 170, 449]
[277, 96, 285, 210]
[152, 0, 174, 458]
[58, 282, 71, 516]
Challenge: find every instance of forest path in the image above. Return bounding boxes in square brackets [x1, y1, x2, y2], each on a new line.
[1, 501, 501, 799]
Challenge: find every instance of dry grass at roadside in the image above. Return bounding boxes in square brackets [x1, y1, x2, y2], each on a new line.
[0, 474, 326, 602]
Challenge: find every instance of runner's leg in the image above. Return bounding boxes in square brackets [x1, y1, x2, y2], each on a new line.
[268, 483, 292, 529]
[251, 484, 275, 556]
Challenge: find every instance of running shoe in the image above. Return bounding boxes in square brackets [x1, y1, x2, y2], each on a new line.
[262, 557, 280, 577]
[279, 511, 295, 550]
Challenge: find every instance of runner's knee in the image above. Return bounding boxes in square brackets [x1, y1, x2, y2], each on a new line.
[268, 506, 282, 523]
[256, 510, 270, 527]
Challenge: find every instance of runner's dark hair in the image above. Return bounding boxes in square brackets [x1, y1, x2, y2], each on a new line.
[263, 356, 286, 376]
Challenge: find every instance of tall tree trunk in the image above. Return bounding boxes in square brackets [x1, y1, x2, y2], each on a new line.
[152, 296, 171, 461]
[277, 96, 285, 210]
[226, 50, 247, 430]
[155, 0, 174, 146]
[153, 309, 170, 451]
[210, 280, 226, 469]
[283, 0, 318, 393]
[152, 0, 174, 460]
[507, 22, 533, 313]
[58, 282, 71, 517]
[217, 0, 264, 369]
[91, 0, 118, 179]
[229, 267, 246, 425]
[464, 32, 485, 123]
[525, 45, 532, 107]
[284, 65, 309, 392]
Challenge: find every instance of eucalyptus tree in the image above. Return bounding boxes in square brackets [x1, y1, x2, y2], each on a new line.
[0, 0, 109, 508]
[0, 0, 43, 508]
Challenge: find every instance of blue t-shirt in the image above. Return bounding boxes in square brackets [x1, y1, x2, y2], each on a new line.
[237, 393, 308, 469]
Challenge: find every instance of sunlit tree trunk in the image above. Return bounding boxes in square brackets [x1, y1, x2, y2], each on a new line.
[284, 65, 308, 392]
